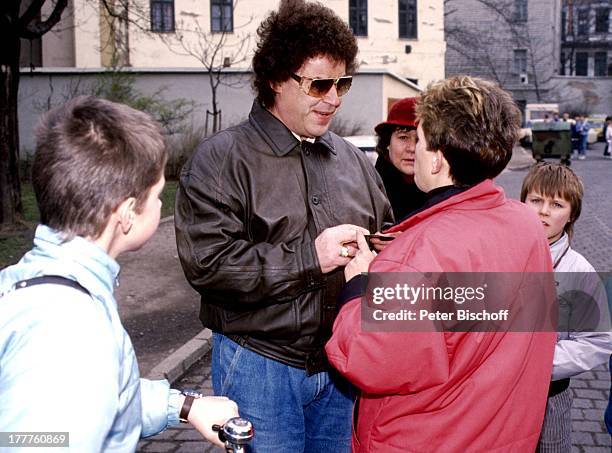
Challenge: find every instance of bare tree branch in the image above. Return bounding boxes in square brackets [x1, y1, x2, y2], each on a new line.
[18, 0, 47, 29]
[151, 0, 253, 133]
[21, 0, 68, 39]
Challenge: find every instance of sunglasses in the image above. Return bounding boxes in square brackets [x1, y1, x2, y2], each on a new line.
[290, 73, 353, 98]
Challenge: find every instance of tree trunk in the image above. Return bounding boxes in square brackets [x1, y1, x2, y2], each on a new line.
[210, 70, 219, 133]
[0, 23, 23, 226]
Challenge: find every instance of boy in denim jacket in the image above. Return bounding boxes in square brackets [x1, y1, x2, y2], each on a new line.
[0, 97, 238, 451]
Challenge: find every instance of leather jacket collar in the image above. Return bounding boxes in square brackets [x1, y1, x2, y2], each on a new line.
[248, 101, 337, 157]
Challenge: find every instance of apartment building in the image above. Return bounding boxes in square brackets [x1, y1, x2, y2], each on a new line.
[27, 1, 444, 86]
[561, 0, 611, 77]
[445, 0, 611, 115]
[445, 0, 563, 112]
[18, 1, 446, 151]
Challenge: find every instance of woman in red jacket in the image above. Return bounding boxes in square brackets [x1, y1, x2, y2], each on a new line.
[326, 76, 557, 452]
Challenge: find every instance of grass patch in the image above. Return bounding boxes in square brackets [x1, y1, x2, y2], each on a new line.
[0, 180, 178, 269]
[21, 183, 39, 222]
[161, 180, 178, 219]
[0, 184, 38, 269]
[0, 234, 36, 269]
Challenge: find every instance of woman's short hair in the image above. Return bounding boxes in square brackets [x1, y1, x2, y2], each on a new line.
[252, 0, 358, 109]
[33, 96, 167, 239]
[520, 162, 584, 240]
[416, 76, 521, 186]
[375, 126, 415, 157]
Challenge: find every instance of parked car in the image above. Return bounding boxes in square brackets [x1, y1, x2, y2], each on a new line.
[344, 135, 378, 165]
[587, 115, 607, 142]
[525, 103, 559, 124]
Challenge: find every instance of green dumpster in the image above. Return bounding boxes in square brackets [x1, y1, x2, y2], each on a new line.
[531, 122, 571, 165]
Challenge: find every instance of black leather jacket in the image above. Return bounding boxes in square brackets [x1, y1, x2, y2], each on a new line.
[175, 101, 392, 374]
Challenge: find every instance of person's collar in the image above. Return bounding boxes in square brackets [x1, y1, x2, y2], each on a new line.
[400, 185, 468, 221]
[248, 101, 336, 156]
[290, 131, 315, 144]
[392, 185, 474, 231]
[30, 225, 120, 296]
[425, 184, 464, 200]
[550, 232, 570, 262]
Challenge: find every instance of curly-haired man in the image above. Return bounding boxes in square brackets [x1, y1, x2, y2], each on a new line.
[175, 1, 392, 451]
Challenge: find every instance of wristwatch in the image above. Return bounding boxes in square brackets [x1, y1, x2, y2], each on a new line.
[179, 389, 204, 423]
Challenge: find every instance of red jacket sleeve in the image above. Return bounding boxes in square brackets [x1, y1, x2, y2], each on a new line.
[326, 295, 450, 395]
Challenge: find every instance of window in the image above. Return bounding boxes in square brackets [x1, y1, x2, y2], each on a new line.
[349, 0, 368, 36]
[594, 52, 607, 76]
[151, 0, 174, 32]
[561, 10, 567, 41]
[211, 0, 233, 33]
[595, 8, 609, 33]
[577, 9, 589, 37]
[514, 0, 528, 22]
[399, 0, 417, 39]
[514, 49, 527, 74]
[575, 52, 588, 76]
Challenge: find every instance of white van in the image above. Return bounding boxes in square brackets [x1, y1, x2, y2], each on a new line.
[344, 135, 378, 165]
[525, 103, 559, 124]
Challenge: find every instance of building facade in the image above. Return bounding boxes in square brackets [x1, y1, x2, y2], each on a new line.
[28, 0, 445, 88]
[445, 0, 611, 115]
[560, 0, 611, 77]
[17, 0, 446, 151]
[445, 0, 563, 112]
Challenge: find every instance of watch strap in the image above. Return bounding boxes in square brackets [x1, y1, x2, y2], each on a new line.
[179, 395, 196, 423]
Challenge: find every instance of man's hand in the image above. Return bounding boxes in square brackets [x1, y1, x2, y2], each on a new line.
[315, 224, 369, 273]
[187, 396, 239, 448]
[368, 231, 401, 252]
[345, 232, 377, 281]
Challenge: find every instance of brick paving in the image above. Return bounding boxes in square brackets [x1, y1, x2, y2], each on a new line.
[139, 144, 612, 452]
[137, 355, 218, 452]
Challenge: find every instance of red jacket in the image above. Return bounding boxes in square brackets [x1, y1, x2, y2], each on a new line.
[326, 180, 556, 452]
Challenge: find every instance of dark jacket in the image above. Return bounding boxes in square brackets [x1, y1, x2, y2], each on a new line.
[175, 101, 392, 373]
[375, 155, 426, 222]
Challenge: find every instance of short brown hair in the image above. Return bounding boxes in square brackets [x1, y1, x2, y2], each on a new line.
[520, 162, 584, 240]
[252, 0, 358, 108]
[416, 76, 521, 186]
[33, 96, 167, 239]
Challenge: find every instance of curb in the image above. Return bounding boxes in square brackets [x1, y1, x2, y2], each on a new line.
[159, 215, 174, 225]
[146, 328, 213, 384]
[506, 146, 536, 172]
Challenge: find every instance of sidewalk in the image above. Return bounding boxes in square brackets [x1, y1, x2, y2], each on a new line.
[116, 217, 203, 376]
[138, 353, 611, 452]
[133, 144, 611, 452]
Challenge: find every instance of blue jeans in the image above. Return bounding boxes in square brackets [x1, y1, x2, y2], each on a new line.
[606, 355, 612, 434]
[212, 333, 354, 452]
[579, 135, 588, 155]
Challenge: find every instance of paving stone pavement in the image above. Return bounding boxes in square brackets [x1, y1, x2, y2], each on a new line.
[139, 144, 612, 452]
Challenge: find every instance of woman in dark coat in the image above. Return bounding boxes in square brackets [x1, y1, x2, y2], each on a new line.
[374, 97, 426, 221]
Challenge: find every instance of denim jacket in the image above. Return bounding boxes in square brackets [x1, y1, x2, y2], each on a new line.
[0, 225, 181, 452]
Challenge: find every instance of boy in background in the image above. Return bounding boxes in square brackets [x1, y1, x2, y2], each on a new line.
[0, 97, 238, 452]
[574, 115, 590, 160]
[521, 162, 611, 451]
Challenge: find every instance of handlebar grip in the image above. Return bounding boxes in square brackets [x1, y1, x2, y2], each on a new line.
[213, 417, 254, 448]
